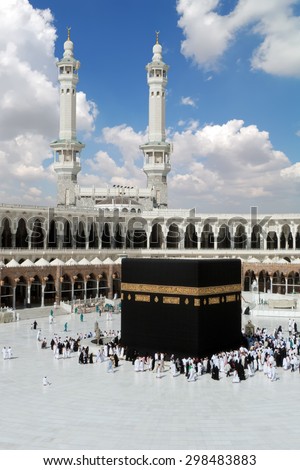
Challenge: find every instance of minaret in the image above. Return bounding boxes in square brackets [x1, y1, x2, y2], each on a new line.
[140, 32, 172, 208]
[50, 28, 84, 206]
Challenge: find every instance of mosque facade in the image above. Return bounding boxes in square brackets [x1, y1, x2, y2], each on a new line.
[0, 33, 300, 310]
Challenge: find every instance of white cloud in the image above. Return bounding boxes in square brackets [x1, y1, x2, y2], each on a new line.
[168, 119, 296, 211]
[80, 125, 147, 189]
[0, 0, 97, 204]
[76, 91, 98, 136]
[80, 117, 300, 212]
[177, 0, 300, 77]
[181, 96, 197, 107]
[281, 162, 300, 180]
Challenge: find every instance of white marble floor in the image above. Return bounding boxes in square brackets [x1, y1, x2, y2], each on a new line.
[0, 308, 299, 450]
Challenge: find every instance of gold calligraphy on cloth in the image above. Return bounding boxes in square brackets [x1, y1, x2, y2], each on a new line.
[122, 282, 241, 296]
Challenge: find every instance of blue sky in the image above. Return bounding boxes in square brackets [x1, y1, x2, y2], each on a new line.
[2, 0, 300, 212]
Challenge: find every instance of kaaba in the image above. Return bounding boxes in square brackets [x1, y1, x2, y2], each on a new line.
[121, 258, 242, 358]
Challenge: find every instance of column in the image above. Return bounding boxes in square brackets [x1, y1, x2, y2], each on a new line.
[27, 282, 31, 306]
[57, 233, 64, 249]
[229, 225, 233, 249]
[246, 227, 251, 249]
[107, 265, 113, 299]
[270, 276, 273, 294]
[263, 233, 267, 250]
[84, 281, 87, 302]
[41, 284, 45, 307]
[179, 226, 184, 249]
[96, 279, 99, 300]
[146, 229, 151, 249]
[71, 281, 75, 302]
[197, 225, 202, 250]
[213, 225, 218, 250]
[11, 233, 16, 249]
[12, 286, 16, 310]
[162, 227, 167, 250]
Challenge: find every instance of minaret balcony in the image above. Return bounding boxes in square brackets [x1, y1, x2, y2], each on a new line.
[143, 163, 171, 173]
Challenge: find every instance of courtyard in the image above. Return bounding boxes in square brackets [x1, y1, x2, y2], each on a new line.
[0, 305, 299, 450]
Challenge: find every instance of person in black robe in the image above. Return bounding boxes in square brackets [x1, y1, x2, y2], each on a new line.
[113, 353, 119, 367]
[236, 360, 246, 380]
[206, 357, 211, 374]
[89, 352, 93, 364]
[211, 364, 219, 380]
[78, 350, 84, 364]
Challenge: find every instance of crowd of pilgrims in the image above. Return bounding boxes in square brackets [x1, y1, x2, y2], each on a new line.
[127, 321, 300, 382]
[36, 318, 300, 383]
[43, 330, 122, 367]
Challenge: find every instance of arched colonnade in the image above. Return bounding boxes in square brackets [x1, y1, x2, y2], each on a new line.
[0, 266, 121, 309]
[2, 216, 300, 251]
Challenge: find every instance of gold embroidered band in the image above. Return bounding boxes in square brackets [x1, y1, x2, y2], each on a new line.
[122, 282, 241, 296]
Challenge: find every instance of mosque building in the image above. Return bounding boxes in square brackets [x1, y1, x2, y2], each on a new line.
[0, 32, 300, 310]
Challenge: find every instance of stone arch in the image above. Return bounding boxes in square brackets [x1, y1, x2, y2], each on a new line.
[1, 217, 12, 248]
[234, 224, 247, 249]
[31, 218, 45, 248]
[48, 220, 57, 248]
[75, 221, 86, 248]
[272, 270, 285, 294]
[73, 273, 84, 301]
[16, 218, 28, 248]
[133, 228, 147, 248]
[88, 222, 98, 249]
[63, 220, 72, 248]
[114, 224, 124, 248]
[201, 224, 214, 249]
[280, 224, 293, 249]
[86, 273, 97, 300]
[258, 270, 271, 293]
[61, 274, 72, 302]
[0, 276, 13, 308]
[98, 272, 108, 297]
[217, 224, 231, 249]
[184, 223, 197, 249]
[287, 271, 296, 294]
[30, 275, 42, 307]
[267, 231, 278, 250]
[101, 223, 111, 249]
[243, 269, 255, 291]
[112, 271, 121, 298]
[251, 224, 261, 249]
[44, 274, 56, 306]
[166, 223, 180, 249]
[150, 223, 163, 249]
[15, 276, 27, 308]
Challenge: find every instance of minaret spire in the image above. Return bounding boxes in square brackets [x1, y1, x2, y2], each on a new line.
[50, 30, 84, 206]
[140, 33, 172, 209]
